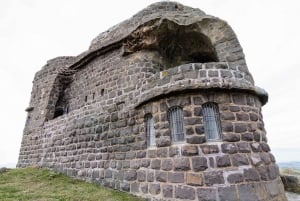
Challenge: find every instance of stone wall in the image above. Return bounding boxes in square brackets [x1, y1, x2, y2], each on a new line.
[18, 2, 287, 201]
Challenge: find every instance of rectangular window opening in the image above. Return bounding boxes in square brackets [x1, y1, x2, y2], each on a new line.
[145, 114, 155, 147]
[202, 102, 222, 141]
[168, 106, 185, 143]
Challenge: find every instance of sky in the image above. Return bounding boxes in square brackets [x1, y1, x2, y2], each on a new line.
[0, 0, 299, 167]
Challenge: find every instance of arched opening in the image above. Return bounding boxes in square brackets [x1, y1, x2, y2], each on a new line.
[158, 31, 218, 67]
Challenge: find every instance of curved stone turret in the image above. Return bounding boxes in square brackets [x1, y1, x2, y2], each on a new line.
[18, 2, 286, 201]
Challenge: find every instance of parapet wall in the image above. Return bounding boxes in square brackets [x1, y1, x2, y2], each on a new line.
[18, 2, 287, 201]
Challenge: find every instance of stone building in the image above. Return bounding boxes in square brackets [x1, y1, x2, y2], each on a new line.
[18, 2, 287, 200]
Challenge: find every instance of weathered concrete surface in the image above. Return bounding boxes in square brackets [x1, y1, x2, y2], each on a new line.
[18, 1, 286, 201]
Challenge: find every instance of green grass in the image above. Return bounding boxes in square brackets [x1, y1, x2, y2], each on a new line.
[0, 167, 145, 201]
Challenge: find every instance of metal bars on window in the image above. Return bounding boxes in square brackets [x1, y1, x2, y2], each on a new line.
[202, 102, 222, 141]
[168, 106, 185, 142]
[145, 114, 155, 147]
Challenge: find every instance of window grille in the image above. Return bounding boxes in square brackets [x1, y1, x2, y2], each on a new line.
[202, 102, 222, 141]
[168, 106, 185, 142]
[145, 114, 155, 147]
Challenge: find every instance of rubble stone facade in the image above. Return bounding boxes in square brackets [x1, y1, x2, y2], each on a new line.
[18, 2, 287, 200]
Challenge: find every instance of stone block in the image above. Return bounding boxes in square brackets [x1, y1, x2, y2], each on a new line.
[257, 166, 268, 181]
[182, 145, 199, 156]
[251, 142, 262, 152]
[221, 122, 233, 132]
[157, 147, 168, 157]
[168, 172, 184, 183]
[197, 187, 217, 201]
[235, 123, 247, 133]
[162, 184, 173, 198]
[237, 142, 251, 153]
[200, 145, 219, 154]
[238, 184, 258, 201]
[194, 107, 202, 116]
[218, 186, 237, 201]
[260, 152, 271, 165]
[221, 143, 237, 154]
[236, 113, 249, 121]
[124, 170, 137, 181]
[174, 157, 190, 171]
[192, 156, 208, 171]
[151, 159, 161, 169]
[268, 164, 280, 180]
[161, 159, 173, 171]
[169, 146, 179, 157]
[147, 171, 154, 182]
[175, 185, 195, 200]
[130, 182, 139, 193]
[140, 183, 148, 193]
[195, 126, 205, 134]
[227, 173, 243, 183]
[149, 183, 161, 195]
[231, 153, 249, 166]
[260, 143, 271, 152]
[156, 136, 171, 147]
[204, 171, 225, 186]
[216, 155, 231, 167]
[187, 135, 206, 144]
[120, 182, 130, 192]
[137, 170, 146, 182]
[244, 168, 260, 181]
[267, 180, 280, 197]
[221, 112, 235, 120]
[223, 133, 240, 142]
[156, 171, 167, 182]
[187, 172, 203, 186]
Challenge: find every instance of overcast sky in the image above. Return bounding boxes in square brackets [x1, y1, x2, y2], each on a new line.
[0, 0, 299, 167]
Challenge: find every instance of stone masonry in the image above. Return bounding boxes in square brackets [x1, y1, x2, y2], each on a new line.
[18, 2, 287, 200]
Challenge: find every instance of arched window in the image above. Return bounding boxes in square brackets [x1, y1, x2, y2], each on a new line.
[168, 106, 185, 142]
[145, 114, 155, 147]
[202, 102, 222, 141]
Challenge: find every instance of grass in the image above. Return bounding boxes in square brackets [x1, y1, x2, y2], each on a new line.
[0, 167, 145, 201]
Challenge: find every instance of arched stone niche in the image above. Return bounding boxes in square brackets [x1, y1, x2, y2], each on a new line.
[123, 18, 244, 68]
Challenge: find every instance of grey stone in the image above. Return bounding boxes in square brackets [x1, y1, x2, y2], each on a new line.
[221, 143, 237, 154]
[187, 135, 206, 144]
[124, 170, 137, 181]
[218, 186, 237, 201]
[200, 145, 219, 154]
[162, 184, 173, 198]
[197, 188, 217, 201]
[182, 145, 199, 156]
[223, 133, 240, 142]
[227, 173, 243, 183]
[151, 159, 161, 169]
[173, 158, 190, 171]
[231, 153, 249, 166]
[156, 171, 167, 182]
[192, 157, 208, 171]
[216, 155, 231, 167]
[161, 159, 173, 171]
[204, 171, 225, 186]
[168, 172, 184, 183]
[238, 184, 258, 201]
[149, 183, 160, 195]
[175, 185, 195, 200]
[244, 168, 260, 181]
